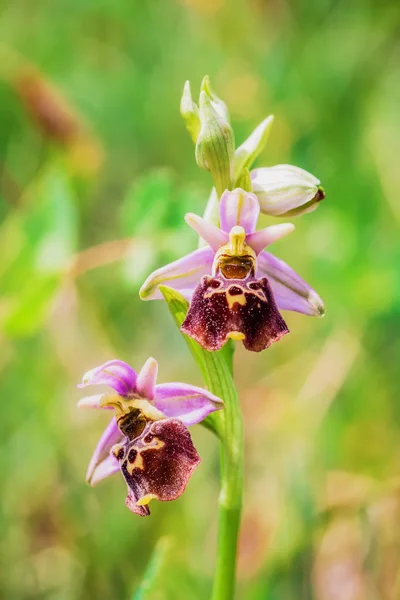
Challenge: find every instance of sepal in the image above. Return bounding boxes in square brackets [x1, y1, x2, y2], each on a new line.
[180, 81, 200, 143]
[234, 115, 274, 184]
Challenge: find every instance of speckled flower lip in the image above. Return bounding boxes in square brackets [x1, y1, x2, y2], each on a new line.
[140, 188, 324, 352]
[78, 357, 223, 516]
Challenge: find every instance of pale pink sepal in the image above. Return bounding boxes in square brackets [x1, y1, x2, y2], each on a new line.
[246, 223, 295, 255]
[86, 417, 123, 484]
[139, 246, 214, 301]
[257, 251, 325, 317]
[153, 383, 223, 426]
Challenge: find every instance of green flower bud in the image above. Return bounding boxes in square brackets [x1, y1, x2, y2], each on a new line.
[195, 90, 235, 198]
[234, 115, 274, 185]
[234, 167, 252, 193]
[200, 75, 229, 123]
[180, 81, 200, 143]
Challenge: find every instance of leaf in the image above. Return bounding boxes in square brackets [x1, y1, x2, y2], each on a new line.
[159, 285, 238, 438]
[132, 537, 172, 600]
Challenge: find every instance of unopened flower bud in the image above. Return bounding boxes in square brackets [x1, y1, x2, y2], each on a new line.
[195, 90, 235, 198]
[180, 81, 200, 143]
[200, 75, 229, 123]
[234, 115, 274, 185]
[235, 167, 252, 193]
[251, 165, 324, 216]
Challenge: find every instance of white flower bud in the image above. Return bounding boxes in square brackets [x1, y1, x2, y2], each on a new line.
[251, 164, 324, 216]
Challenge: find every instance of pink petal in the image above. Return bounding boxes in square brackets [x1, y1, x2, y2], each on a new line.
[78, 392, 115, 410]
[86, 417, 124, 484]
[78, 360, 137, 396]
[136, 357, 158, 401]
[219, 189, 260, 234]
[90, 454, 120, 486]
[257, 251, 325, 317]
[247, 223, 295, 255]
[184, 213, 228, 251]
[77, 394, 109, 409]
[154, 383, 223, 426]
[139, 247, 214, 301]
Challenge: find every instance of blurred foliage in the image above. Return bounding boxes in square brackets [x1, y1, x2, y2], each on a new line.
[0, 0, 400, 598]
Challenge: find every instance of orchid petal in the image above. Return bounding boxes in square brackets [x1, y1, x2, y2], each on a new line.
[154, 383, 223, 425]
[219, 188, 260, 234]
[136, 357, 158, 401]
[77, 393, 116, 409]
[247, 223, 295, 255]
[185, 213, 228, 251]
[78, 360, 137, 396]
[139, 247, 214, 301]
[90, 455, 120, 486]
[257, 251, 325, 317]
[86, 417, 124, 484]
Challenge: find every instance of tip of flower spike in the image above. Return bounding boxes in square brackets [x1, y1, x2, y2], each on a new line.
[200, 74, 211, 95]
[180, 80, 200, 143]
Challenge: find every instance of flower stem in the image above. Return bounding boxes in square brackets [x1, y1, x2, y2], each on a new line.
[159, 287, 244, 598]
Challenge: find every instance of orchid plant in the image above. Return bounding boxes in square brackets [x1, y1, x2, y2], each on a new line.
[78, 76, 325, 600]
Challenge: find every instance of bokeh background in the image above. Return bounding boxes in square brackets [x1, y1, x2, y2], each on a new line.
[1, 0, 400, 598]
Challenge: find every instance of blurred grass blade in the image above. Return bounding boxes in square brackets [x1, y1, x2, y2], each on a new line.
[0, 162, 77, 336]
[132, 537, 172, 600]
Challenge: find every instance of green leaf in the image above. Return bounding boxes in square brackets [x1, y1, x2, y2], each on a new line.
[159, 285, 239, 438]
[132, 537, 172, 600]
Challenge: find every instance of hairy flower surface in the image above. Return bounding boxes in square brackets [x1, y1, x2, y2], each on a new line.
[140, 189, 324, 352]
[78, 358, 223, 515]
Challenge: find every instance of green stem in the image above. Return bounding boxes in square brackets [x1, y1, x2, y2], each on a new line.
[159, 286, 244, 599]
[211, 357, 243, 600]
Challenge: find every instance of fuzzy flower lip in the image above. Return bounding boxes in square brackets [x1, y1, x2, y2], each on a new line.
[78, 357, 223, 515]
[140, 188, 325, 318]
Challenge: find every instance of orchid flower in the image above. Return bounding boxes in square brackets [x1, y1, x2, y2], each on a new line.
[78, 357, 223, 516]
[140, 188, 324, 352]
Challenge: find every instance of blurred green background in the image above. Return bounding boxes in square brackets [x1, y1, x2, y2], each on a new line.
[1, 0, 400, 598]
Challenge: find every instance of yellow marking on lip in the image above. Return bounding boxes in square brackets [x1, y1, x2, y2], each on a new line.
[126, 438, 165, 475]
[227, 332, 245, 341]
[226, 290, 247, 309]
[136, 493, 158, 506]
[127, 451, 145, 474]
